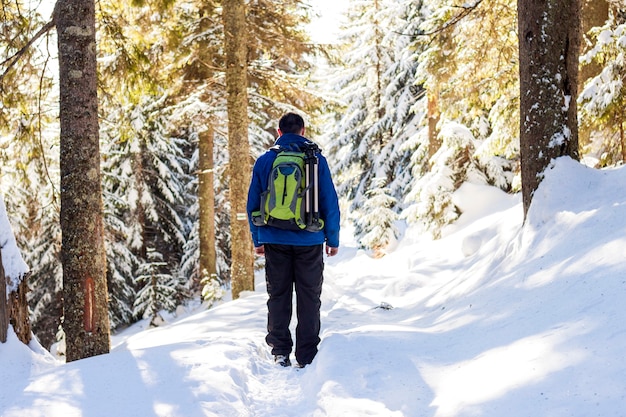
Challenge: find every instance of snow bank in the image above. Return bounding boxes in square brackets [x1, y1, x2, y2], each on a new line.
[2, 157, 626, 417]
[0, 194, 29, 294]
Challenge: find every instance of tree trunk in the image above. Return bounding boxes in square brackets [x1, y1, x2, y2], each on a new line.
[616, 106, 626, 162]
[427, 89, 441, 161]
[8, 279, 31, 344]
[223, 0, 254, 299]
[517, 0, 581, 218]
[0, 250, 6, 343]
[198, 127, 217, 287]
[56, 0, 111, 361]
[0, 248, 31, 345]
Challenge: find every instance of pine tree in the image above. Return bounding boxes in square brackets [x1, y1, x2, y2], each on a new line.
[0, 0, 55, 125]
[133, 247, 181, 327]
[368, 1, 428, 214]
[578, 11, 626, 166]
[416, 0, 521, 198]
[325, 0, 426, 244]
[197, 127, 220, 302]
[101, 185, 139, 330]
[518, 0, 581, 217]
[403, 122, 487, 238]
[56, 0, 111, 361]
[0, 111, 61, 349]
[159, 0, 321, 300]
[328, 0, 394, 204]
[355, 178, 399, 257]
[178, 127, 230, 305]
[223, 0, 254, 299]
[22, 203, 63, 350]
[0, 1, 62, 349]
[101, 100, 193, 322]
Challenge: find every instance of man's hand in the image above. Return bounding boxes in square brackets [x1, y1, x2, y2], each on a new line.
[254, 245, 265, 256]
[325, 245, 338, 257]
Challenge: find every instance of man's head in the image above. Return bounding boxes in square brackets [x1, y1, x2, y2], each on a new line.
[278, 112, 305, 136]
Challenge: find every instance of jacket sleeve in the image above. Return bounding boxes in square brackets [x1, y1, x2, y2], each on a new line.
[247, 157, 265, 247]
[317, 154, 341, 248]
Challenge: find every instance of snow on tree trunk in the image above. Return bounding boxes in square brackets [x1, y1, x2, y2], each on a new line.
[1, 194, 31, 345]
[223, 0, 254, 299]
[56, 0, 111, 361]
[0, 252, 26, 346]
[517, 0, 581, 218]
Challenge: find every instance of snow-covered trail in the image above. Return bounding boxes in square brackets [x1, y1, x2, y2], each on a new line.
[3, 159, 626, 416]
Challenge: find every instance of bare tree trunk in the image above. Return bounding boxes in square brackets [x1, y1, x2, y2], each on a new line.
[617, 107, 626, 162]
[0, 248, 30, 345]
[427, 89, 441, 161]
[517, 0, 581, 218]
[56, 0, 111, 361]
[8, 279, 31, 344]
[0, 250, 6, 343]
[199, 127, 217, 287]
[223, 0, 254, 299]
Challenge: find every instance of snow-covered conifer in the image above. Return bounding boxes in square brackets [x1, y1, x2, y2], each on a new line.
[327, 0, 428, 239]
[403, 122, 486, 238]
[579, 18, 626, 166]
[133, 248, 182, 327]
[355, 178, 399, 256]
[101, 98, 193, 326]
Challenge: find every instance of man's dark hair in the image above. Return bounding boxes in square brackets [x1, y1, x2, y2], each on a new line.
[279, 112, 305, 134]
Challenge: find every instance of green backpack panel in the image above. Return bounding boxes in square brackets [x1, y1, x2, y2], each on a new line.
[252, 143, 324, 232]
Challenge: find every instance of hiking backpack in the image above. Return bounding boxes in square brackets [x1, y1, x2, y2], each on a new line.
[252, 141, 324, 232]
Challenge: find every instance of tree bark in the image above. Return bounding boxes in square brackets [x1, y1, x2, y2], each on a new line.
[0, 250, 6, 343]
[616, 107, 626, 162]
[223, 0, 254, 298]
[517, 0, 581, 218]
[8, 279, 32, 344]
[56, 0, 111, 361]
[198, 127, 217, 287]
[0, 246, 31, 345]
[427, 89, 441, 161]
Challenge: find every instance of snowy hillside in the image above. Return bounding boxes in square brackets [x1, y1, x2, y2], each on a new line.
[1, 156, 625, 417]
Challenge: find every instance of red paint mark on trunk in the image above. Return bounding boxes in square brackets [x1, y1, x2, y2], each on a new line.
[84, 277, 94, 332]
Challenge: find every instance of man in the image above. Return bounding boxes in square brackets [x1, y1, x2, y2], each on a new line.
[247, 112, 340, 368]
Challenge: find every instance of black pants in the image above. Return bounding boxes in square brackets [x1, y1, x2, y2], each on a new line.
[264, 243, 324, 365]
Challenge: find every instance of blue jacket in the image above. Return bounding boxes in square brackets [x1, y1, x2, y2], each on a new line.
[247, 133, 340, 248]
